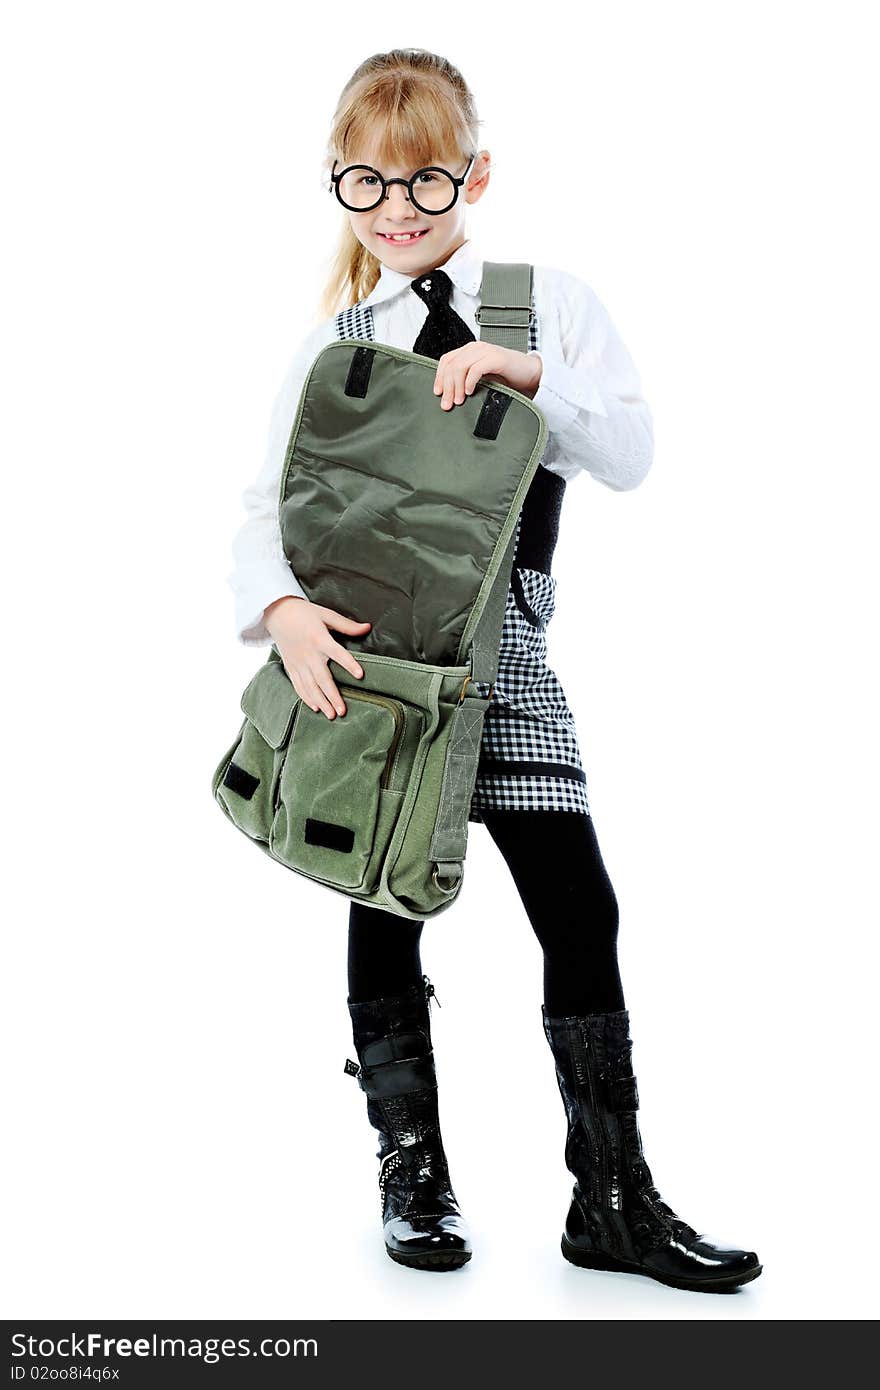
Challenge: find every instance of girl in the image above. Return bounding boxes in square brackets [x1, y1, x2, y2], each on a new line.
[227, 49, 762, 1292]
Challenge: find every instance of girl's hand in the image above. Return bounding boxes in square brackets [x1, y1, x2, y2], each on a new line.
[433, 344, 542, 410]
[263, 596, 370, 720]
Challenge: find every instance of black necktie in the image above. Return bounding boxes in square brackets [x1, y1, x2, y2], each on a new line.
[409, 267, 476, 359]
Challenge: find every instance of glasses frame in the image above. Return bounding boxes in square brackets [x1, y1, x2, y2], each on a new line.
[329, 152, 478, 215]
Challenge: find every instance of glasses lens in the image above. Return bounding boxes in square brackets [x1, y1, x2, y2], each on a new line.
[409, 169, 457, 214]
[337, 167, 384, 210]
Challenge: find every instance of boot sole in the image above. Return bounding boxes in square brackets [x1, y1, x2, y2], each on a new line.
[561, 1235, 762, 1293]
[386, 1246, 472, 1271]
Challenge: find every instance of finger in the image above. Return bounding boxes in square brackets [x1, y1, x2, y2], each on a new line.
[301, 670, 337, 719]
[452, 364, 470, 405]
[434, 348, 463, 388]
[433, 354, 449, 396]
[322, 609, 372, 634]
[464, 361, 484, 395]
[327, 641, 364, 681]
[312, 667, 346, 719]
[435, 350, 469, 407]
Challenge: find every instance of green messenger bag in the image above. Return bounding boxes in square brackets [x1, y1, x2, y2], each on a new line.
[212, 262, 548, 920]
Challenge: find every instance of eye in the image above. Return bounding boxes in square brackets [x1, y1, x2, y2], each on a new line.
[415, 171, 438, 185]
[359, 174, 380, 188]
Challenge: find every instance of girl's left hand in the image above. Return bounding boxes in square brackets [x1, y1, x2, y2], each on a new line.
[433, 344, 541, 410]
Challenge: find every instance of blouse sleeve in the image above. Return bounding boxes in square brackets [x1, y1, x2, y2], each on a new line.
[528, 270, 654, 492]
[226, 318, 336, 646]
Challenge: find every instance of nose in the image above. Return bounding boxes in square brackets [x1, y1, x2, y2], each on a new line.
[383, 183, 413, 215]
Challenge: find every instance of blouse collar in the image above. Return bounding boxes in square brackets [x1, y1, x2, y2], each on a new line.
[359, 237, 484, 309]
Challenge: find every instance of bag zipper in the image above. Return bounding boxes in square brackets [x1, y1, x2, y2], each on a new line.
[337, 686, 406, 790]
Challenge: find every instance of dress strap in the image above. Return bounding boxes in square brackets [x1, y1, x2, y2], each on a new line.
[334, 301, 375, 341]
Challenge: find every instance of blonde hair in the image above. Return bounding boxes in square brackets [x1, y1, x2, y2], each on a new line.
[319, 50, 481, 318]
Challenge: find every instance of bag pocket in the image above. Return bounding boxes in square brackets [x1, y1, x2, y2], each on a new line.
[269, 684, 425, 892]
[213, 656, 301, 844]
[511, 565, 557, 632]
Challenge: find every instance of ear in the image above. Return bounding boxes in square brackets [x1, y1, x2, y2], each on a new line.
[465, 150, 492, 204]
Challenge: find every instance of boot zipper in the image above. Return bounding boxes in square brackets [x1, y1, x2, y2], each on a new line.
[378, 1150, 402, 1211]
[422, 975, 441, 1009]
[582, 1024, 622, 1214]
[571, 1021, 604, 1210]
[583, 1022, 614, 1212]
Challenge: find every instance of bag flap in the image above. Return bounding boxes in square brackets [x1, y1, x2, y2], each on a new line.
[278, 340, 547, 668]
[240, 656, 301, 748]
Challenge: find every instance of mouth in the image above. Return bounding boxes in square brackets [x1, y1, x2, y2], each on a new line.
[376, 229, 430, 245]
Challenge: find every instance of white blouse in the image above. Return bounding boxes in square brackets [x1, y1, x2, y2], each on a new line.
[228, 237, 654, 646]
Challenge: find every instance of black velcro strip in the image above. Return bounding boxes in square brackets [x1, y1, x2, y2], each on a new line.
[362, 1033, 427, 1067]
[473, 388, 512, 440]
[304, 817, 355, 853]
[222, 761, 260, 800]
[359, 1052, 438, 1099]
[344, 345, 376, 398]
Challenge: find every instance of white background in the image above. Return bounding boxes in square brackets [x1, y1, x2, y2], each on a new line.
[3, 0, 878, 1322]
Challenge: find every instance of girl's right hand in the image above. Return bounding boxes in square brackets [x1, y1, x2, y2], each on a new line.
[263, 596, 371, 720]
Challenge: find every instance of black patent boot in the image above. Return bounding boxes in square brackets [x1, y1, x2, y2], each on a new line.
[345, 975, 472, 1271]
[542, 1008, 762, 1293]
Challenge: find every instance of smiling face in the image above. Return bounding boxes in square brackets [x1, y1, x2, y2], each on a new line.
[339, 141, 490, 276]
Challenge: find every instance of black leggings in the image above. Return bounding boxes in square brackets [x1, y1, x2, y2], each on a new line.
[347, 808, 624, 1015]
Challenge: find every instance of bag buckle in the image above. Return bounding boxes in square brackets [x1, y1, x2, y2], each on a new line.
[459, 674, 494, 702]
[432, 863, 462, 893]
[474, 303, 535, 329]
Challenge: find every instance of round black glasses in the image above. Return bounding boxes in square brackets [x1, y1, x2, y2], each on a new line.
[329, 153, 477, 215]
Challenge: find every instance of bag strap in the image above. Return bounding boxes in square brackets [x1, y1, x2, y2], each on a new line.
[476, 262, 535, 353]
[461, 261, 538, 685]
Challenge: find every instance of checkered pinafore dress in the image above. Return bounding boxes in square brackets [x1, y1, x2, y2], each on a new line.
[333, 298, 591, 823]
